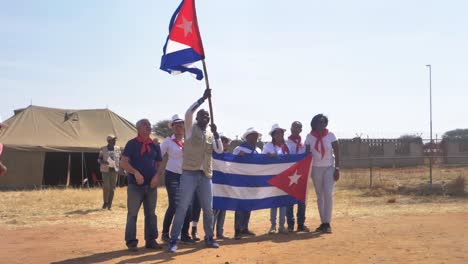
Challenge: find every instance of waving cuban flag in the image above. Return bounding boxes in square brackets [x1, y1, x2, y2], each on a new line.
[212, 153, 313, 211]
[160, 0, 205, 80]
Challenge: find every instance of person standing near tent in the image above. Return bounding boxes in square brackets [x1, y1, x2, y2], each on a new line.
[232, 127, 262, 240]
[305, 114, 340, 234]
[159, 114, 195, 244]
[285, 121, 310, 232]
[0, 143, 6, 177]
[97, 134, 121, 210]
[120, 119, 163, 251]
[263, 124, 290, 234]
[168, 89, 224, 253]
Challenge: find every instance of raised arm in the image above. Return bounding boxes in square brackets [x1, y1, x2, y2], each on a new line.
[185, 89, 211, 139]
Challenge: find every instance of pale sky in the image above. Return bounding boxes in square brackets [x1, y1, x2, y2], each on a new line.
[1, 0, 467, 141]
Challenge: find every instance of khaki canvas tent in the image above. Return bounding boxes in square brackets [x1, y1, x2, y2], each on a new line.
[0, 105, 139, 188]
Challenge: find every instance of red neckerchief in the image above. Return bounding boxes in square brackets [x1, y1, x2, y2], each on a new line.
[172, 135, 184, 150]
[288, 135, 302, 153]
[311, 129, 329, 159]
[136, 136, 153, 156]
[275, 143, 290, 154]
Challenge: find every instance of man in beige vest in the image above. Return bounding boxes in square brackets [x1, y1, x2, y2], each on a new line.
[97, 134, 121, 210]
[168, 89, 223, 253]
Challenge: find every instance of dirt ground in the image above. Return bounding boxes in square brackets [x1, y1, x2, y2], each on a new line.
[1, 212, 467, 264]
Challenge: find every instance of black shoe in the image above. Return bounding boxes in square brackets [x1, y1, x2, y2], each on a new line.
[297, 225, 310, 232]
[216, 234, 228, 239]
[204, 236, 219, 248]
[127, 243, 138, 252]
[322, 223, 332, 234]
[315, 223, 326, 232]
[161, 233, 170, 243]
[145, 240, 162, 250]
[234, 230, 241, 240]
[181, 235, 196, 244]
[102, 203, 108, 209]
[241, 229, 256, 236]
[191, 227, 200, 241]
[287, 226, 294, 232]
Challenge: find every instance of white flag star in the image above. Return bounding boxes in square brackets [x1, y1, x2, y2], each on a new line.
[176, 16, 193, 37]
[288, 170, 302, 187]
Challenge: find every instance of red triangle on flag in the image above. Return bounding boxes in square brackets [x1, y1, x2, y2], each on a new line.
[267, 155, 313, 203]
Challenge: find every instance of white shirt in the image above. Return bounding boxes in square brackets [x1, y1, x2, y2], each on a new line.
[160, 135, 184, 174]
[262, 142, 288, 155]
[233, 145, 262, 155]
[305, 132, 337, 167]
[285, 137, 306, 154]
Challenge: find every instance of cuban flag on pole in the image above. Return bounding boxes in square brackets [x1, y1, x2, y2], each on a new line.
[160, 0, 205, 80]
[212, 153, 313, 211]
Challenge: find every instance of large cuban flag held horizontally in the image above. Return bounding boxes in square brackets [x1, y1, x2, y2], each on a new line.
[160, 0, 205, 80]
[212, 153, 313, 211]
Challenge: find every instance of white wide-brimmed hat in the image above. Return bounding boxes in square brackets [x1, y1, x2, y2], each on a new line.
[269, 124, 286, 135]
[218, 132, 232, 143]
[242, 127, 262, 141]
[168, 114, 184, 127]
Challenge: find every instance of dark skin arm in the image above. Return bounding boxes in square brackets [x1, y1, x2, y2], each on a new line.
[332, 141, 340, 181]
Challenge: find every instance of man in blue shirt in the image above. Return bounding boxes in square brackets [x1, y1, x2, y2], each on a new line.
[121, 119, 162, 251]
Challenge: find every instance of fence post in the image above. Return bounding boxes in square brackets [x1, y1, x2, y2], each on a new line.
[369, 158, 373, 189]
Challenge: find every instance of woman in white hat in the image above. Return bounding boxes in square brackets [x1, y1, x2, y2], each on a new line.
[305, 114, 340, 234]
[232, 127, 263, 239]
[262, 124, 290, 234]
[159, 114, 195, 244]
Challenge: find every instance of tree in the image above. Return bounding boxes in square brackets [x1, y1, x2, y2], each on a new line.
[152, 120, 172, 138]
[442, 129, 468, 140]
[398, 134, 423, 144]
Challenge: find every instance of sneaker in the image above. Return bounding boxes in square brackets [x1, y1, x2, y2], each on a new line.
[161, 233, 170, 243]
[322, 223, 332, 234]
[268, 226, 276, 235]
[204, 237, 220, 248]
[287, 226, 294, 233]
[145, 240, 162, 250]
[315, 223, 326, 232]
[216, 234, 228, 239]
[181, 235, 196, 244]
[234, 230, 241, 240]
[297, 225, 310, 232]
[191, 227, 201, 241]
[278, 226, 288, 234]
[127, 244, 138, 252]
[167, 240, 178, 253]
[241, 229, 256, 236]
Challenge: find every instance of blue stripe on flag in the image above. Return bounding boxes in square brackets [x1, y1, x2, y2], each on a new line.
[212, 171, 274, 187]
[213, 196, 299, 211]
[213, 153, 308, 165]
[160, 48, 204, 80]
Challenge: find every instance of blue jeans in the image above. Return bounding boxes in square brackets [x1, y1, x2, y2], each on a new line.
[286, 202, 306, 228]
[234, 211, 251, 231]
[270, 207, 286, 228]
[170, 170, 214, 240]
[125, 184, 158, 246]
[162, 171, 191, 236]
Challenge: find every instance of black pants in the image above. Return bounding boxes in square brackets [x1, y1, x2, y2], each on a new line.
[162, 170, 191, 236]
[286, 202, 306, 228]
[235, 211, 251, 231]
[191, 191, 201, 222]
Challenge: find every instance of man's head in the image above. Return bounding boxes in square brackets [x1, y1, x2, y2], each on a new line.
[220, 135, 231, 151]
[136, 119, 152, 138]
[245, 132, 259, 146]
[290, 121, 303, 137]
[196, 109, 210, 128]
[107, 135, 117, 147]
[169, 114, 184, 136]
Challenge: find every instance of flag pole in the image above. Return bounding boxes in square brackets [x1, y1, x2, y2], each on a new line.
[201, 59, 219, 148]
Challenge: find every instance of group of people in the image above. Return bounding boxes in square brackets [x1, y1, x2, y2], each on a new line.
[98, 89, 340, 253]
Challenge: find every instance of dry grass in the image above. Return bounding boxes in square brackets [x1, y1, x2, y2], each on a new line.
[1, 178, 467, 231]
